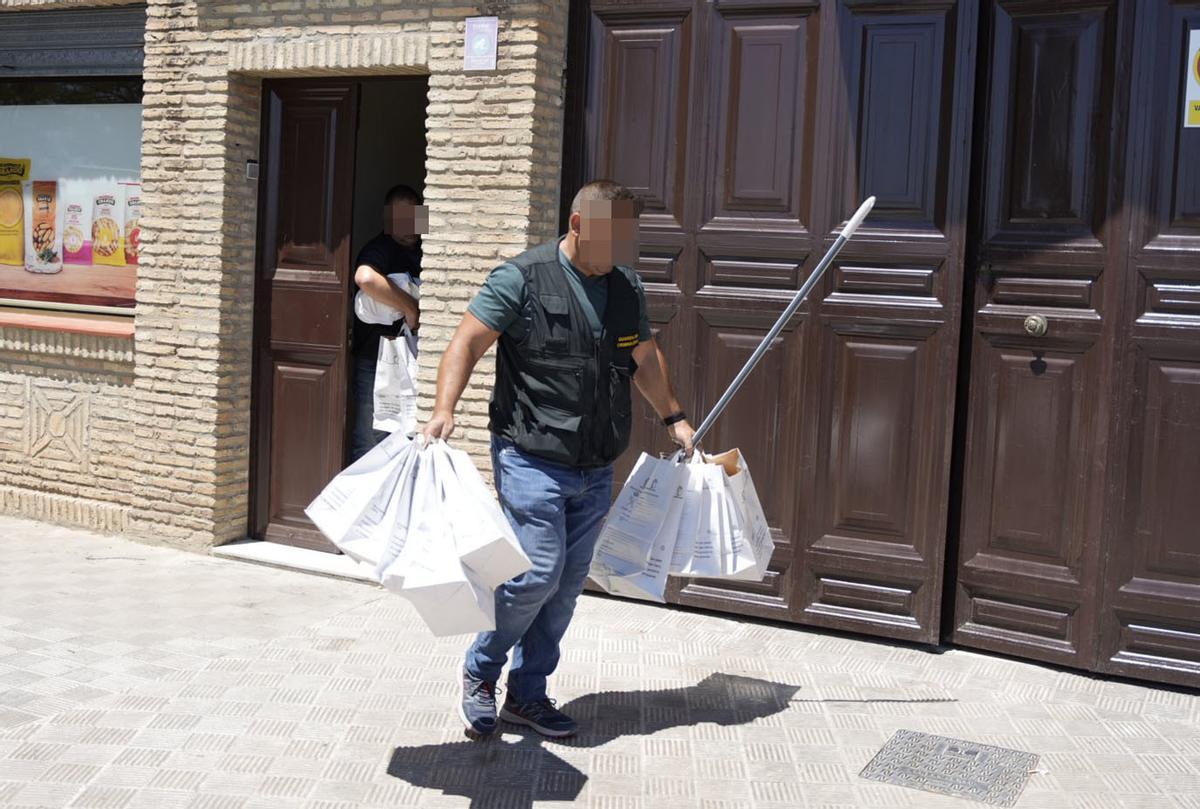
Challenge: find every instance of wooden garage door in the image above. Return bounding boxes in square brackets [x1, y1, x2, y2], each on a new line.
[566, 0, 980, 643]
[952, 0, 1200, 688]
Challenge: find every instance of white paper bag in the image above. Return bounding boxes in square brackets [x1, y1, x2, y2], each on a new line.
[304, 430, 414, 564]
[373, 327, 419, 434]
[380, 448, 495, 636]
[389, 510, 495, 637]
[707, 449, 773, 582]
[600, 468, 687, 603]
[398, 556, 495, 637]
[436, 443, 531, 589]
[359, 446, 423, 577]
[591, 453, 684, 577]
[668, 458, 724, 578]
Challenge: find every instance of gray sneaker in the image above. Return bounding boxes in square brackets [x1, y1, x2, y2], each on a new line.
[499, 697, 577, 738]
[457, 663, 499, 739]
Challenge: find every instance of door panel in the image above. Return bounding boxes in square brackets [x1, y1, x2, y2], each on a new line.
[269, 362, 336, 529]
[704, 10, 814, 231]
[586, 3, 692, 231]
[251, 81, 357, 552]
[955, 332, 1104, 662]
[673, 306, 805, 618]
[823, 332, 926, 550]
[799, 0, 978, 643]
[802, 320, 945, 637]
[1097, 0, 1200, 688]
[838, 2, 958, 235]
[1129, 357, 1200, 581]
[952, 0, 1124, 668]
[277, 107, 344, 266]
[575, 0, 979, 641]
[1103, 349, 1200, 687]
[982, 2, 1113, 245]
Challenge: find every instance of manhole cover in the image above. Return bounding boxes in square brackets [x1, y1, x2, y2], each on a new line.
[859, 729, 1039, 807]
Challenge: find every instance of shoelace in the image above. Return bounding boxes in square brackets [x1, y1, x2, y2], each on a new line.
[469, 680, 500, 704]
[522, 698, 559, 719]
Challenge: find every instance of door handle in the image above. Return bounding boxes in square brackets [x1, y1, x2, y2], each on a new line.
[1023, 314, 1048, 337]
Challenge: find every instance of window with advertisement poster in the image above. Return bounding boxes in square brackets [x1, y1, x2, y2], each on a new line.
[0, 78, 142, 313]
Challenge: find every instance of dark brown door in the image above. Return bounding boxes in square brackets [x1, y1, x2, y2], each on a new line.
[569, 0, 980, 642]
[951, 0, 1129, 669]
[954, 0, 1200, 688]
[1095, 0, 1200, 688]
[251, 80, 358, 552]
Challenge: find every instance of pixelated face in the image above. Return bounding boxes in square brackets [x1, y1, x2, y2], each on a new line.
[575, 198, 640, 273]
[384, 200, 428, 246]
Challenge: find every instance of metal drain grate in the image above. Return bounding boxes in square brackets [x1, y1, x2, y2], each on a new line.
[859, 729, 1039, 807]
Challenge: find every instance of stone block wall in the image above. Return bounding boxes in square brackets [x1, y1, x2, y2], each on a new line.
[0, 0, 570, 548]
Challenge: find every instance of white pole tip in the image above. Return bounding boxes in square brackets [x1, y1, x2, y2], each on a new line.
[841, 196, 876, 240]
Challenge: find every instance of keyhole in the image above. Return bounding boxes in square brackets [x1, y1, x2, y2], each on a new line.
[1030, 352, 1047, 376]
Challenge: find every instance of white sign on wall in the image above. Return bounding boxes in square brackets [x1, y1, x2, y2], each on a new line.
[464, 16, 498, 72]
[1185, 30, 1200, 127]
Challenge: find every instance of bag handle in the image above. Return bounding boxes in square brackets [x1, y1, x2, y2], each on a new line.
[415, 433, 448, 450]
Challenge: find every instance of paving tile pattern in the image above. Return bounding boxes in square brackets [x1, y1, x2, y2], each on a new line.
[1, 516, 1198, 808]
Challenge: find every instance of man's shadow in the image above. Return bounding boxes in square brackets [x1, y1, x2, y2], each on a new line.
[386, 672, 801, 809]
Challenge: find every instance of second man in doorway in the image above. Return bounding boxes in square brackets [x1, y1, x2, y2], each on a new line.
[350, 184, 426, 462]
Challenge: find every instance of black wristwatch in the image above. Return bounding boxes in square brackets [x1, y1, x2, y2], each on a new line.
[663, 411, 688, 427]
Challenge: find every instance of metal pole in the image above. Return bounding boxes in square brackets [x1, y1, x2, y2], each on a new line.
[690, 197, 876, 451]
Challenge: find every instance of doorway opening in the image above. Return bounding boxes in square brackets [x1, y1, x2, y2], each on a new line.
[249, 76, 428, 553]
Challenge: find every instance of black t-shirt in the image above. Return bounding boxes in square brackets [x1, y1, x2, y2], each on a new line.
[352, 233, 422, 358]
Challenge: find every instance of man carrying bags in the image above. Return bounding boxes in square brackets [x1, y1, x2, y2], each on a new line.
[421, 180, 694, 740]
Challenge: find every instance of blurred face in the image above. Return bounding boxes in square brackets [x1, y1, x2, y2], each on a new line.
[384, 200, 428, 247]
[573, 198, 640, 274]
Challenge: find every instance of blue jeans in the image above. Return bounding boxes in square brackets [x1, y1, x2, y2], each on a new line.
[465, 436, 614, 703]
[350, 354, 388, 464]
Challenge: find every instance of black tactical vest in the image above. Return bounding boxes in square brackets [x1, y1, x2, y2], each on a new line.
[488, 240, 641, 468]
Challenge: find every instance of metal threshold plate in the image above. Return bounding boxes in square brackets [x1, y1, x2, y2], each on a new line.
[859, 729, 1039, 807]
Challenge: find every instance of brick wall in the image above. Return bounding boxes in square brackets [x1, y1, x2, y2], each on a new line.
[0, 0, 570, 548]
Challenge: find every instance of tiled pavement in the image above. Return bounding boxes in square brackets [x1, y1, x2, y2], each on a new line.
[0, 516, 1197, 809]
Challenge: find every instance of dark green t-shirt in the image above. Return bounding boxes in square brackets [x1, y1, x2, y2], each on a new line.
[468, 243, 652, 342]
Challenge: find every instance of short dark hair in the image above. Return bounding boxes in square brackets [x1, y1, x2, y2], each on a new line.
[384, 184, 423, 206]
[570, 180, 642, 217]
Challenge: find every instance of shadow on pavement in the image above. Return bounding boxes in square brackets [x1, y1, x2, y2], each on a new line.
[386, 672, 801, 808]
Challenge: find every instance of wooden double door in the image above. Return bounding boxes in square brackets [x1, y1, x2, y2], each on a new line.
[566, 0, 1200, 686]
